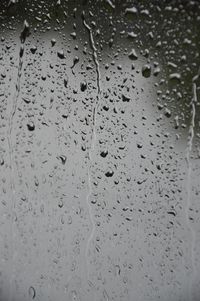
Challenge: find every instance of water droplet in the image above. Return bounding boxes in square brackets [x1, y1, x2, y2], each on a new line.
[28, 286, 36, 299]
[142, 64, 151, 78]
[128, 48, 138, 60]
[80, 81, 87, 92]
[27, 121, 35, 131]
[57, 50, 65, 59]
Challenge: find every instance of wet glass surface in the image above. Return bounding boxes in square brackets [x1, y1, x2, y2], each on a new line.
[0, 0, 200, 300]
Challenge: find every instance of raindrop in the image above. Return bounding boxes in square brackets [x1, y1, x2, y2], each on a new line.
[80, 81, 87, 92]
[51, 38, 56, 46]
[100, 150, 108, 158]
[27, 121, 35, 131]
[125, 6, 138, 15]
[105, 170, 114, 177]
[57, 50, 65, 59]
[28, 286, 36, 299]
[169, 73, 181, 82]
[20, 20, 30, 43]
[30, 45, 37, 54]
[128, 48, 138, 60]
[142, 64, 151, 78]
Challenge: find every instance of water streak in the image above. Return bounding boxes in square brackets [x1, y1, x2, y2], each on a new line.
[7, 20, 29, 301]
[185, 82, 197, 301]
[82, 11, 102, 283]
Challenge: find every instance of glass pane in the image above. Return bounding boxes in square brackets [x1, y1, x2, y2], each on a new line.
[0, 1, 199, 300]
